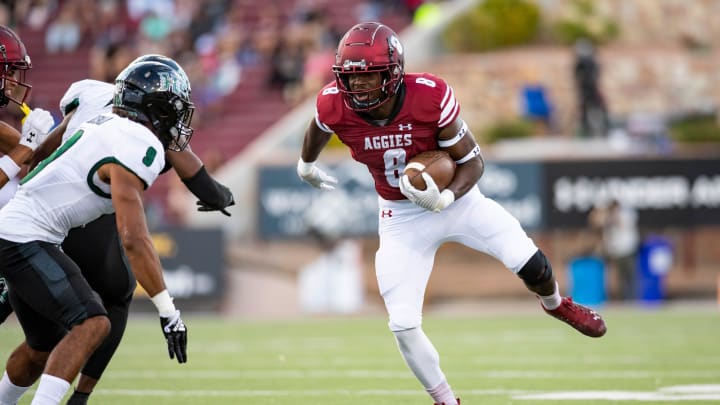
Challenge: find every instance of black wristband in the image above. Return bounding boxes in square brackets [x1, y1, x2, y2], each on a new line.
[181, 166, 234, 209]
[66, 390, 90, 405]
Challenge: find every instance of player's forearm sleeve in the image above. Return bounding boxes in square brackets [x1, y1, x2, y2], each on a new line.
[181, 165, 234, 209]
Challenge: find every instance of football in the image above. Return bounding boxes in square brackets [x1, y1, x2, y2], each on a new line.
[404, 150, 456, 191]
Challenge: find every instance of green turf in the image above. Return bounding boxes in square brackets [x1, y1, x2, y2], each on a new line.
[1, 304, 719, 404]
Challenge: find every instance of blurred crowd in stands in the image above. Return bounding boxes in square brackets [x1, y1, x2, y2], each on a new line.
[0, 0, 417, 226]
[0, 0, 417, 116]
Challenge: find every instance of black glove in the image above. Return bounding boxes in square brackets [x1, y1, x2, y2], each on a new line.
[182, 166, 235, 217]
[196, 190, 235, 217]
[160, 310, 188, 363]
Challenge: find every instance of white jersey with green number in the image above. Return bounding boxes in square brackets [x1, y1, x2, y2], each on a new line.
[0, 112, 165, 244]
[59, 79, 115, 142]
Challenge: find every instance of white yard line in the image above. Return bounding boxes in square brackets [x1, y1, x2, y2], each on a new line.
[90, 388, 524, 397]
[71, 385, 720, 401]
[84, 385, 720, 402]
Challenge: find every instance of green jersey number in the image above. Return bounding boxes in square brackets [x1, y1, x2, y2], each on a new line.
[142, 147, 157, 167]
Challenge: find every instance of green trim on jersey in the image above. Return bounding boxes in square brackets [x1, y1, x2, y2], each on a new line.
[21, 130, 84, 185]
[64, 97, 80, 115]
[87, 157, 150, 198]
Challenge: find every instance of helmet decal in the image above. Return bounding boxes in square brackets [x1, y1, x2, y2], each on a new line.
[389, 35, 403, 56]
[157, 71, 190, 98]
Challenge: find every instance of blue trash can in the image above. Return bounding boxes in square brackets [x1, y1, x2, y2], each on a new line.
[637, 236, 673, 303]
[568, 256, 607, 307]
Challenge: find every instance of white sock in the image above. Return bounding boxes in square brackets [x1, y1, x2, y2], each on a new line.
[30, 374, 70, 405]
[393, 328, 452, 391]
[0, 371, 31, 405]
[427, 380, 458, 405]
[539, 281, 562, 310]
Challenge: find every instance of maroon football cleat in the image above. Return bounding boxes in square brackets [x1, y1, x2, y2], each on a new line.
[543, 297, 607, 337]
[434, 399, 460, 405]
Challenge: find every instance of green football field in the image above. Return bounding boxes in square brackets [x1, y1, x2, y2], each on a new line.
[1, 303, 719, 404]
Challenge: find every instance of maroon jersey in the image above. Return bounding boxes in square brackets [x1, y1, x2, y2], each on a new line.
[315, 73, 460, 200]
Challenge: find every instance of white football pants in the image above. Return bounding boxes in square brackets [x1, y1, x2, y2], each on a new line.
[375, 185, 537, 331]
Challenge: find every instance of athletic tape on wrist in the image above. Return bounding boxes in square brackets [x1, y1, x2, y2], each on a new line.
[441, 189, 455, 205]
[18, 134, 35, 150]
[297, 158, 315, 176]
[0, 155, 21, 179]
[150, 290, 176, 317]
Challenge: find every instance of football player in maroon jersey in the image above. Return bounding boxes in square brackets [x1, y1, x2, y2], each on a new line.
[0, 24, 54, 190]
[0, 24, 54, 325]
[297, 22, 607, 405]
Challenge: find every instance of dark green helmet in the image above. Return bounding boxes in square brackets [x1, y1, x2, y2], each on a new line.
[113, 61, 194, 151]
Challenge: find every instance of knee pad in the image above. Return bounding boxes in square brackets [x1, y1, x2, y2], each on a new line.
[387, 305, 422, 332]
[517, 249, 553, 287]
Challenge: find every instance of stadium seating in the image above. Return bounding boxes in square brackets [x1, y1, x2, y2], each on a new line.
[11, 1, 410, 224]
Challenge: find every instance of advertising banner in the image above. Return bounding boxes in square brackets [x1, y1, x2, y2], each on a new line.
[258, 161, 379, 239]
[132, 227, 225, 311]
[258, 157, 720, 237]
[544, 158, 720, 228]
[258, 161, 545, 238]
[478, 162, 544, 230]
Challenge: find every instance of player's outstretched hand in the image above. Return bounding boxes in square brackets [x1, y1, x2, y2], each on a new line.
[297, 158, 337, 191]
[20, 108, 54, 151]
[197, 199, 234, 216]
[399, 173, 455, 212]
[160, 310, 188, 363]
